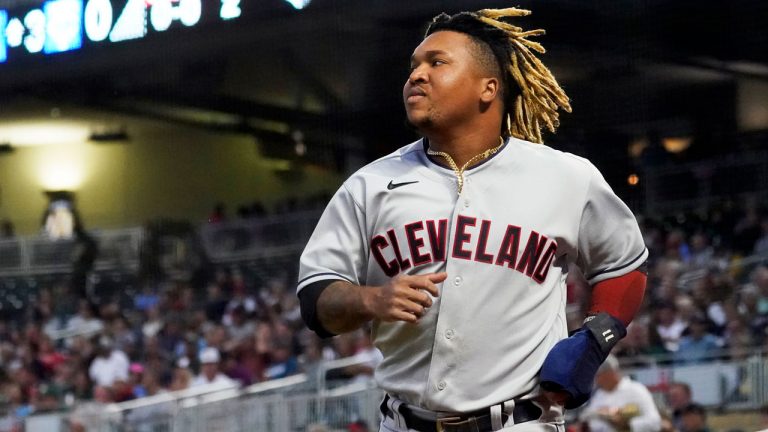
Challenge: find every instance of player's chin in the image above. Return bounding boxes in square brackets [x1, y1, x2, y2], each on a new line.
[404, 111, 432, 132]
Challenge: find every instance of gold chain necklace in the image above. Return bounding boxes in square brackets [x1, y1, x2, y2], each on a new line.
[427, 136, 505, 194]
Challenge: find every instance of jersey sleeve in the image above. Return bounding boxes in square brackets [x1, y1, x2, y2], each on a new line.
[297, 182, 368, 293]
[576, 164, 648, 285]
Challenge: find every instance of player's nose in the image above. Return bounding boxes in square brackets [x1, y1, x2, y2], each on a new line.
[407, 65, 428, 85]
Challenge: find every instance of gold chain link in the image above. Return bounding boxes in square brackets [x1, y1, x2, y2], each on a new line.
[427, 136, 505, 194]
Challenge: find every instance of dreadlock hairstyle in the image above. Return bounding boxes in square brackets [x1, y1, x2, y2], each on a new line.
[425, 8, 571, 144]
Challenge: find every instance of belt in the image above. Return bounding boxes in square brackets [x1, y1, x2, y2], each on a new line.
[380, 394, 542, 432]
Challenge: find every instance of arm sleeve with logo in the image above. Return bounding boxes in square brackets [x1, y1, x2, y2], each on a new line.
[576, 164, 648, 285]
[297, 182, 368, 293]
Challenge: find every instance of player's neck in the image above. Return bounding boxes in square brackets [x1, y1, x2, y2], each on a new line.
[426, 129, 503, 169]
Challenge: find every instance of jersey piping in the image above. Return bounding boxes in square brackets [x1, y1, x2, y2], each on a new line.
[298, 272, 354, 286]
[585, 248, 648, 281]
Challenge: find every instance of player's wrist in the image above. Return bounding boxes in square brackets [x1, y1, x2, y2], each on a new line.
[582, 312, 627, 355]
[358, 285, 380, 321]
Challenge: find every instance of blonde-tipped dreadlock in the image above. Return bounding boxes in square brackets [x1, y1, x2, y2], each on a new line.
[426, 8, 571, 144]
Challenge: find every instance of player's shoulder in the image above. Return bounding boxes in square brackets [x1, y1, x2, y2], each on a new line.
[511, 137, 599, 176]
[342, 139, 424, 189]
[358, 139, 424, 174]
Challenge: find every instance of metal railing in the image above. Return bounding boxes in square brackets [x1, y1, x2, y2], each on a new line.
[0, 228, 143, 276]
[0, 209, 321, 276]
[26, 351, 768, 432]
[198, 210, 322, 263]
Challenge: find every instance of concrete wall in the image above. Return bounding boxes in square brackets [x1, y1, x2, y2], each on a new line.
[0, 107, 342, 235]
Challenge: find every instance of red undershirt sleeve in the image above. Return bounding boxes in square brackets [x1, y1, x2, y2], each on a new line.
[587, 269, 647, 326]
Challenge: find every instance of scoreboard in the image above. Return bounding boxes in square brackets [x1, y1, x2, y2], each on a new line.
[0, 0, 244, 64]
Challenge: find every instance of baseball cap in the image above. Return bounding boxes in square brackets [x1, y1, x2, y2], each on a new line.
[199, 347, 221, 364]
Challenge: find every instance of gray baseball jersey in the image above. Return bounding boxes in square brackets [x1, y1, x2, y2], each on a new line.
[298, 136, 647, 412]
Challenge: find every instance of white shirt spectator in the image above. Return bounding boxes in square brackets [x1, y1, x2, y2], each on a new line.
[656, 318, 687, 352]
[89, 349, 130, 387]
[581, 376, 662, 432]
[190, 347, 237, 388]
[191, 373, 236, 388]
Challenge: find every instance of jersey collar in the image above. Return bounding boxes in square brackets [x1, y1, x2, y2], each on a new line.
[421, 137, 510, 172]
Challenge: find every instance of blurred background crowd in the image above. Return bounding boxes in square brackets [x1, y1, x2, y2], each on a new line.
[0, 0, 766, 430]
[0, 196, 765, 431]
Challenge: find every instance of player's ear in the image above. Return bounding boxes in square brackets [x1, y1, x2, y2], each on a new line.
[479, 77, 500, 103]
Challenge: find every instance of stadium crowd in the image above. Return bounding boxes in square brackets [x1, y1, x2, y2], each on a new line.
[0, 198, 766, 431]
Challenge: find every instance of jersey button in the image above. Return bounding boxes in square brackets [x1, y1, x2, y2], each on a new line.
[445, 329, 455, 339]
[464, 199, 470, 208]
[453, 276, 462, 286]
[437, 381, 447, 391]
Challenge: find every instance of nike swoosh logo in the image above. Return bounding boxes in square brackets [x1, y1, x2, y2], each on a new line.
[387, 180, 419, 190]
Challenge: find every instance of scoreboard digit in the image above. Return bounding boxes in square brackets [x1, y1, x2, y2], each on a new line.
[0, 0, 245, 65]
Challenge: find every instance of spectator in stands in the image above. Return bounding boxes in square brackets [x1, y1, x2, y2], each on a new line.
[2, 384, 32, 423]
[191, 347, 236, 388]
[70, 369, 93, 402]
[221, 351, 254, 386]
[654, 302, 687, 352]
[141, 370, 165, 397]
[141, 305, 164, 339]
[615, 320, 669, 364]
[690, 274, 729, 333]
[66, 300, 104, 339]
[204, 283, 229, 323]
[36, 335, 67, 379]
[736, 283, 768, 345]
[222, 271, 258, 324]
[208, 203, 226, 224]
[88, 336, 129, 388]
[733, 206, 762, 255]
[723, 317, 754, 361]
[134, 285, 160, 312]
[263, 341, 298, 380]
[224, 305, 256, 346]
[754, 218, 768, 257]
[674, 317, 721, 364]
[751, 265, 768, 315]
[68, 385, 114, 432]
[688, 233, 714, 269]
[665, 382, 693, 430]
[0, 219, 13, 239]
[679, 403, 712, 432]
[169, 357, 193, 391]
[128, 363, 146, 398]
[112, 316, 138, 358]
[580, 355, 662, 432]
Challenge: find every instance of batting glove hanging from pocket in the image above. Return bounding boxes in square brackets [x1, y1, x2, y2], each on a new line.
[538, 312, 627, 409]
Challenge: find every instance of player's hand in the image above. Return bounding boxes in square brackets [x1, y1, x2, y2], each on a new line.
[364, 272, 446, 323]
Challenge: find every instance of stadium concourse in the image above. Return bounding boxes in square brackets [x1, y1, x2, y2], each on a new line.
[0, 196, 766, 431]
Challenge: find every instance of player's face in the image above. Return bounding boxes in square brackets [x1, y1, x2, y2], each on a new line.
[404, 31, 488, 131]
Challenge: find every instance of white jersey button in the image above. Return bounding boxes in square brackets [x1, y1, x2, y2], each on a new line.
[464, 198, 470, 208]
[453, 276, 462, 286]
[437, 380, 447, 390]
[445, 329, 455, 339]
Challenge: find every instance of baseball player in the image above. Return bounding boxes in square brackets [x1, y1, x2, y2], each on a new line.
[297, 7, 648, 432]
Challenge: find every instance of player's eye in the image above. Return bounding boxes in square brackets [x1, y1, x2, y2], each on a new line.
[431, 59, 446, 67]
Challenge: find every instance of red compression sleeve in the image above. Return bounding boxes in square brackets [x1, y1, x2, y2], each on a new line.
[588, 269, 647, 326]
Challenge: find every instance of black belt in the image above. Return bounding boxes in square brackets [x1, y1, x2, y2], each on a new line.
[380, 394, 542, 432]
